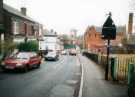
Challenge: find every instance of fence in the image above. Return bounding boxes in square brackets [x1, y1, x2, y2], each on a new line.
[83, 52, 135, 82]
[83, 52, 135, 96]
[110, 55, 135, 81]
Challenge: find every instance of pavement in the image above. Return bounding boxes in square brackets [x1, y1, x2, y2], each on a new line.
[0, 55, 81, 97]
[78, 55, 128, 97]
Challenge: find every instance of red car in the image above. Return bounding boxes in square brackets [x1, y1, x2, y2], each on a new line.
[1, 52, 42, 72]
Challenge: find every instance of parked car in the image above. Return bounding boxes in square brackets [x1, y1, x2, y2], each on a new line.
[45, 51, 59, 61]
[69, 49, 77, 56]
[1, 52, 42, 72]
[61, 50, 68, 55]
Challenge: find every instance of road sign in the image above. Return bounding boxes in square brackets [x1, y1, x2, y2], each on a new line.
[102, 14, 116, 40]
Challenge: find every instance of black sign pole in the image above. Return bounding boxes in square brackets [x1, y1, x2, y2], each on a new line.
[105, 39, 110, 80]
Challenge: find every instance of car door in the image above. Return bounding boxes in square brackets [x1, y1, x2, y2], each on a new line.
[31, 55, 39, 65]
[29, 56, 35, 67]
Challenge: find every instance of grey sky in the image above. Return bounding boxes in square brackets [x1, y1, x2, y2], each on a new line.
[4, 0, 129, 35]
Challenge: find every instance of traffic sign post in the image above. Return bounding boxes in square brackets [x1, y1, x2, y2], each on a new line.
[102, 12, 116, 80]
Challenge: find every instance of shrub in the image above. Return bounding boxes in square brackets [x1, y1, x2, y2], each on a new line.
[0, 41, 17, 58]
[17, 41, 38, 52]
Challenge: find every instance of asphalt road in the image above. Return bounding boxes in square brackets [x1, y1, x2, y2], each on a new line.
[0, 55, 81, 97]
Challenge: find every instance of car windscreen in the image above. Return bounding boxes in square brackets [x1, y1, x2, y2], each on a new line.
[47, 52, 56, 56]
[16, 53, 30, 59]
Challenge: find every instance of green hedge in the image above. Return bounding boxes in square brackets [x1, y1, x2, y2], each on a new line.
[83, 52, 98, 63]
[0, 41, 17, 58]
[17, 41, 38, 52]
[64, 44, 76, 49]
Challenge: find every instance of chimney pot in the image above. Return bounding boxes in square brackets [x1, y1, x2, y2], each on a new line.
[0, 0, 3, 9]
[0, 0, 4, 25]
[21, 7, 26, 16]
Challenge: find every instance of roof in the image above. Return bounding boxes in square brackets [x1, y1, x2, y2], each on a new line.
[43, 31, 57, 36]
[3, 4, 35, 22]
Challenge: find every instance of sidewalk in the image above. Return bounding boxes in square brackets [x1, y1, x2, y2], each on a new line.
[79, 55, 128, 97]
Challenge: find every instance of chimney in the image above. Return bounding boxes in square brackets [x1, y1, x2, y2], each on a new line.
[0, 0, 3, 15]
[21, 7, 27, 16]
[128, 13, 133, 34]
[0, 0, 3, 8]
[0, 0, 4, 30]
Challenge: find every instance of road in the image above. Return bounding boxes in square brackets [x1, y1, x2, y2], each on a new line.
[0, 55, 81, 97]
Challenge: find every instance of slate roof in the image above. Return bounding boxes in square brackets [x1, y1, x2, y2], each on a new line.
[3, 4, 35, 22]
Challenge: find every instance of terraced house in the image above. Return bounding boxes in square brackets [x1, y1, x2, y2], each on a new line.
[0, 0, 43, 43]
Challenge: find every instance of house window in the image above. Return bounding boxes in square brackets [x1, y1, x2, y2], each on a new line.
[31, 26, 35, 35]
[13, 21, 19, 35]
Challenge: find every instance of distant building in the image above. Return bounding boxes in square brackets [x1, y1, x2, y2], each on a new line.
[0, 0, 43, 43]
[39, 31, 63, 53]
[84, 26, 126, 53]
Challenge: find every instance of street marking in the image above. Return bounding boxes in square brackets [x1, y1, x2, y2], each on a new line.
[77, 55, 84, 97]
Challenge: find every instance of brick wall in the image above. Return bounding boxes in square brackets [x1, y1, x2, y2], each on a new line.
[84, 26, 125, 53]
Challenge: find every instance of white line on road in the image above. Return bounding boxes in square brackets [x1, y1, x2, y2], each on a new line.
[78, 55, 84, 97]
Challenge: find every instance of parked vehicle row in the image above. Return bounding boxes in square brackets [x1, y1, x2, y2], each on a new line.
[0, 49, 78, 73]
[61, 49, 77, 56]
[69, 49, 77, 56]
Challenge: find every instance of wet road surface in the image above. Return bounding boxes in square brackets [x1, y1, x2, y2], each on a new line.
[0, 55, 81, 97]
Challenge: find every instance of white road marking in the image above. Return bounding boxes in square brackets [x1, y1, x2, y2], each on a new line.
[78, 55, 84, 97]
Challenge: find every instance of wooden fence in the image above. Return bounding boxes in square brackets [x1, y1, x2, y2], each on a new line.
[83, 52, 135, 96]
[83, 52, 135, 82]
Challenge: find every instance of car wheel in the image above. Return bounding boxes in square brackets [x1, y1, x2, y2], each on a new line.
[36, 62, 41, 68]
[54, 58, 58, 61]
[2, 68, 8, 73]
[22, 65, 28, 73]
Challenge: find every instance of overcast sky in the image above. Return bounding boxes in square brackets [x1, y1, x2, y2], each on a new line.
[4, 0, 130, 35]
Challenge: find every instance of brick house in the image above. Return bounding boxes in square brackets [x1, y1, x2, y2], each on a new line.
[84, 26, 126, 53]
[0, 0, 43, 43]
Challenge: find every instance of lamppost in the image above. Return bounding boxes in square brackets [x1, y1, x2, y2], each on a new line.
[102, 12, 116, 80]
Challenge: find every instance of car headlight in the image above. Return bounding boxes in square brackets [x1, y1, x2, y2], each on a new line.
[16, 63, 23, 66]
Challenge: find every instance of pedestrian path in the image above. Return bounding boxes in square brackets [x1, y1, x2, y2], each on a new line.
[79, 55, 128, 97]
